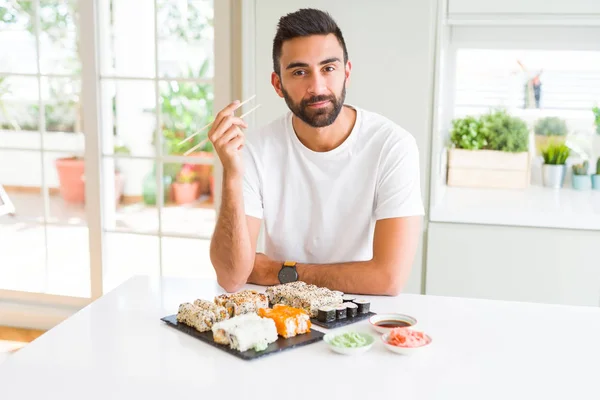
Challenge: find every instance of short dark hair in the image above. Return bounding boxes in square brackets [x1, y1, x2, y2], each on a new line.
[272, 8, 348, 76]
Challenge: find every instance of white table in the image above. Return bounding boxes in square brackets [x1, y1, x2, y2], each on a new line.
[1, 276, 599, 400]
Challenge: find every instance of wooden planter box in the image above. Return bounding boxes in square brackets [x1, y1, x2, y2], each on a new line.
[447, 149, 531, 189]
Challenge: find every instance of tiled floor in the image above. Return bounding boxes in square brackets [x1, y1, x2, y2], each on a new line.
[0, 192, 218, 297]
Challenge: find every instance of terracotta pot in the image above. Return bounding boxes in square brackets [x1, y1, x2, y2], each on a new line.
[209, 174, 215, 200]
[55, 157, 85, 203]
[186, 151, 214, 195]
[172, 182, 200, 205]
[114, 172, 125, 204]
[55, 157, 125, 205]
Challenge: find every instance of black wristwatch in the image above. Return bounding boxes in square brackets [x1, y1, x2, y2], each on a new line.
[278, 261, 298, 284]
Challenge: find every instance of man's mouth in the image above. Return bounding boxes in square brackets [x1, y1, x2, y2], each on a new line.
[307, 100, 331, 108]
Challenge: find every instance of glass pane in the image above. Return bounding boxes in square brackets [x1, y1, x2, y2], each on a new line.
[454, 49, 600, 133]
[0, 220, 46, 293]
[161, 161, 215, 237]
[98, 0, 156, 78]
[157, 0, 214, 79]
[0, 149, 45, 223]
[47, 224, 90, 297]
[159, 81, 214, 155]
[44, 151, 86, 224]
[102, 158, 159, 235]
[0, 76, 40, 150]
[42, 78, 83, 141]
[161, 237, 214, 279]
[0, 1, 37, 74]
[101, 79, 156, 157]
[38, 0, 80, 75]
[104, 232, 159, 293]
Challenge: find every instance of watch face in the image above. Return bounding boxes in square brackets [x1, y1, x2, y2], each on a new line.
[278, 267, 298, 284]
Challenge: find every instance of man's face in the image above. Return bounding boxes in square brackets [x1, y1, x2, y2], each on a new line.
[273, 34, 350, 128]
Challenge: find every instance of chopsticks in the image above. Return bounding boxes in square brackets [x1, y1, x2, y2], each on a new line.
[180, 95, 260, 156]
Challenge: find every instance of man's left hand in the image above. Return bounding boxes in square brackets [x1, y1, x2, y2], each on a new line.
[247, 253, 280, 286]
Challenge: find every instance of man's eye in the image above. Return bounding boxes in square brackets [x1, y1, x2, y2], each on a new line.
[293, 70, 305, 76]
[324, 66, 335, 72]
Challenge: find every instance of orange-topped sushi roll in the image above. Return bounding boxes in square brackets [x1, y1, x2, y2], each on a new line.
[258, 304, 311, 338]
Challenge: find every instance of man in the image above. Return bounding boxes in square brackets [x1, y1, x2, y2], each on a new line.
[208, 8, 424, 295]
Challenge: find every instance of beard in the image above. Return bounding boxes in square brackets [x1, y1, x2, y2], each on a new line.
[281, 80, 346, 128]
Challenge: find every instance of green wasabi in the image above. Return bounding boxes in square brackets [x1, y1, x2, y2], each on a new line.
[329, 332, 370, 348]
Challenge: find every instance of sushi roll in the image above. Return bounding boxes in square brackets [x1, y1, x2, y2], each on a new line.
[342, 294, 356, 303]
[335, 304, 347, 320]
[317, 306, 336, 323]
[211, 314, 278, 352]
[344, 302, 358, 318]
[353, 299, 371, 314]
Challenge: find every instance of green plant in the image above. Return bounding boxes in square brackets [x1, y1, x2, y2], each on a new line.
[572, 160, 589, 176]
[542, 143, 570, 165]
[147, 61, 214, 158]
[534, 117, 568, 137]
[593, 106, 600, 135]
[175, 165, 197, 184]
[1, 1, 81, 133]
[596, 157, 600, 175]
[480, 110, 529, 153]
[0, 76, 21, 131]
[449, 116, 486, 150]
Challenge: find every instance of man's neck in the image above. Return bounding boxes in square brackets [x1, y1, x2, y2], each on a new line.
[291, 105, 357, 152]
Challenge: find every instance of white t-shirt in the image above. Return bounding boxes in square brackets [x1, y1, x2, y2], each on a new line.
[242, 105, 424, 264]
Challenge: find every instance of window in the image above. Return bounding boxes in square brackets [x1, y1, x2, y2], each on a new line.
[0, 0, 220, 305]
[454, 49, 600, 136]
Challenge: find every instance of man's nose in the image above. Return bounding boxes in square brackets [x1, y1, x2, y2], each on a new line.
[307, 71, 327, 95]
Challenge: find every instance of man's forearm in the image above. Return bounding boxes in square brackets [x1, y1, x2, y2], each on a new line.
[296, 260, 403, 296]
[250, 254, 404, 296]
[210, 174, 254, 291]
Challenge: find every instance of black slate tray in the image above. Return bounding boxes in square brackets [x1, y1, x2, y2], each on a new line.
[310, 311, 376, 329]
[161, 314, 325, 361]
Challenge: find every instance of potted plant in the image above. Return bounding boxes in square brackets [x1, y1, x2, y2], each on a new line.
[55, 155, 85, 203]
[533, 117, 568, 155]
[571, 161, 590, 190]
[592, 157, 600, 191]
[593, 106, 600, 135]
[55, 144, 129, 205]
[172, 164, 199, 205]
[447, 110, 530, 189]
[541, 142, 570, 189]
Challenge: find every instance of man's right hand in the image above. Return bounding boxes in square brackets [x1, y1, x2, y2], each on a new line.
[208, 100, 249, 178]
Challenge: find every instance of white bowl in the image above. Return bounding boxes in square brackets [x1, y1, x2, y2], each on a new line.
[323, 332, 375, 355]
[368, 313, 418, 334]
[381, 331, 432, 355]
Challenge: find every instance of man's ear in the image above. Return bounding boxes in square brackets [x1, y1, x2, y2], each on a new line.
[271, 72, 284, 98]
[345, 60, 352, 87]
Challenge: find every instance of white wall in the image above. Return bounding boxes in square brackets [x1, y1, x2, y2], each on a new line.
[448, 0, 600, 15]
[245, 0, 439, 293]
